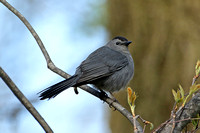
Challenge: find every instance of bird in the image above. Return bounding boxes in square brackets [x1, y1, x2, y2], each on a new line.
[39, 36, 134, 100]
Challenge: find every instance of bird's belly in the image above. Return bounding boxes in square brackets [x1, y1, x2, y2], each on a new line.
[93, 65, 134, 92]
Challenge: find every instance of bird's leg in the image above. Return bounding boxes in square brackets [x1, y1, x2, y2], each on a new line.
[109, 92, 119, 102]
[99, 90, 119, 110]
[108, 91, 119, 109]
[74, 87, 79, 94]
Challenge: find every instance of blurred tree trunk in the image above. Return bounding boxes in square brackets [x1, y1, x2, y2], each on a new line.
[106, 0, 200, 132]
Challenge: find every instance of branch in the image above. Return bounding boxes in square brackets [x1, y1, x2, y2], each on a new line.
[155, 93, 200, 133]
[0, 67, 53, 133]
[0, 0, 143, 131]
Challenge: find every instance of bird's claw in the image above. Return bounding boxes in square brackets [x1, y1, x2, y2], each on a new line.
[108, 97, 119, 111]
[99, 90, 119, 111]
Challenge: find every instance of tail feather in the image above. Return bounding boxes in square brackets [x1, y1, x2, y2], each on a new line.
[39, 75, 78, 100]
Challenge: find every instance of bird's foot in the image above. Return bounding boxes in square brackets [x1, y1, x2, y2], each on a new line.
[108, 93, 119, 111]
[99, 90, 119, 111]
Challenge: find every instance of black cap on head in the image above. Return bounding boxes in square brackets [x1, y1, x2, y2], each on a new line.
[112, 36, 128, 41]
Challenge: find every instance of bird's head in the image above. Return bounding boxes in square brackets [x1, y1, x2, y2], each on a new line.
[106, 36, 132, 53]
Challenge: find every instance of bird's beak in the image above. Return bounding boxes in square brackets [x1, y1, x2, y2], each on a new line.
[123, 41, 132, 46]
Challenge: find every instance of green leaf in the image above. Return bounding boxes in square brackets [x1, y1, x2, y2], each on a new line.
[177, 91, 180, 101]
[172, 89, 177, 101]
[192, 120, 198, 127]
[172, 89, 182, 103]
[182, 84, 200, 106]
[150, 123, 154, 130]
[179, 84, 184, 99]
[189, 84, 200, 95]
[195, 60, 200, 77]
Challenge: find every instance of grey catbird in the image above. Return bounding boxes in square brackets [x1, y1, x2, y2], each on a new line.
[39, 36, 134, 100]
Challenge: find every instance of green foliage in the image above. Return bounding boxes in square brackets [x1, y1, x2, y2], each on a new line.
[172, 60, 200, 108]
[150, 122, 154, 130]
[172, 85, 184, 104]
[127, 87, 154, 130]
[107, 1, 200, 132]
[191, 114, 200, 128]
[195, 60, 200, 78]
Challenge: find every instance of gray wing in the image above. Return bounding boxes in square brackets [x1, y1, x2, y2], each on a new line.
[75, 46, 129, 84]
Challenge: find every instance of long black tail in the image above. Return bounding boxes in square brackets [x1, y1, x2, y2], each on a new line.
[39, 75, 79, 100]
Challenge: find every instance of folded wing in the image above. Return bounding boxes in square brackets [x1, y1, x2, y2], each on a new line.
[76, 47, 129, 84]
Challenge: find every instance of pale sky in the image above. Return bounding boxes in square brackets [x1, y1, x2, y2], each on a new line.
[0, 0, 111, 133]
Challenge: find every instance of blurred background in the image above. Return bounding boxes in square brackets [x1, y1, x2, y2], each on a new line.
[0, 0, 200, 133]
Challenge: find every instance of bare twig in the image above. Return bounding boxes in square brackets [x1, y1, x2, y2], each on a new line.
[152, 120, 170, 133]
[154, 65, 200, 133]
[0, 0, 143, 131]
[192, 126, 200, 133]
[137, 115, 152, 133]
[192, 75, 199, 86]
[0, 0, 69, 79]
[133, 115, 139, 133]
[0, 67, 53, 133]
[170, 102, 177, 133]
[143, 124, 146, 133]
[154, 93, 200, 133]
[168, 117, 200, 124]
[154, 117, 200, 133]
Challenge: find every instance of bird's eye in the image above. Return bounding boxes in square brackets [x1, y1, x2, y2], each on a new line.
[116, 42, 120, 45]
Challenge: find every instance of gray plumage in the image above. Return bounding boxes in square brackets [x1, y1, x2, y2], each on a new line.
[39, 36, 134, 100]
